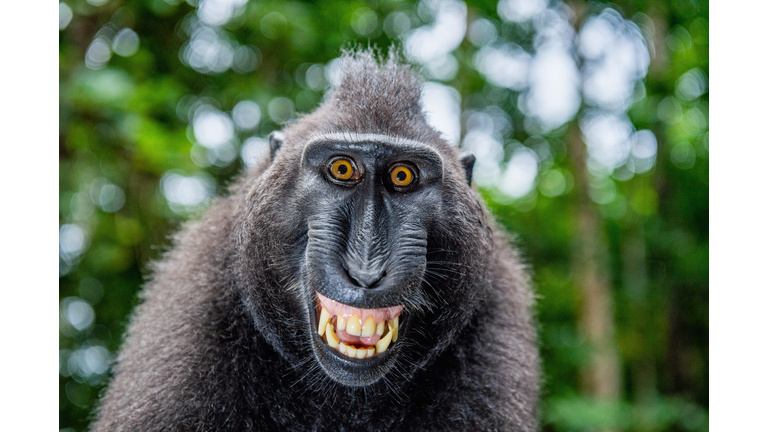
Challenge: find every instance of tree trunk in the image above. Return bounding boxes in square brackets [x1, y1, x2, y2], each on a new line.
[567, 124, 622, 403]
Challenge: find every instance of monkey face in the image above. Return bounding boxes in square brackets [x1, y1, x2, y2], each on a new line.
[238, 131, 489, 389]
[294, 134, 444, 386]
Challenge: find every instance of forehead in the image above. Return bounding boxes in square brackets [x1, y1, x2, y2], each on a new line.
[302, 132, 443, 165]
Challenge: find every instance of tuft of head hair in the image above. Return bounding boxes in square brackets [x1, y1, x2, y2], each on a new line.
[293, 48, 443, 144]
[332, 48, 423, 118]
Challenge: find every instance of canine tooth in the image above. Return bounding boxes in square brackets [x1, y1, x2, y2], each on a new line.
[376, 319, 385, 336]
[392, 316, 399, 342]
[346, 314, 362, 336]
[339, 342, 348, 354]
[325, 323, 339, 348]
[345, 344, 358, 358]
[336, 315, 346, 331]
[361, 316, 376, 337]
[355, 348, 366, 359]
[318, 308, 331, 336]
[375, 324, 394, 354]
[365, 347, 375, 358]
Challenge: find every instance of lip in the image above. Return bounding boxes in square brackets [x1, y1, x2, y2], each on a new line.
[311, 284, 409, 310]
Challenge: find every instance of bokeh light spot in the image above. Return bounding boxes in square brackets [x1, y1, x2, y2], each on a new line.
[98, 184, 125, 213]
[580, 111, 634, 175]
[579, 9, 650, 111]
[497, 0, 548, 23]
[682, 107, 708, 136]
[180, 22, 237, 74]
[261, 12, 287, 40]
[112, 28, 140, 57]
[588, 177, 617, 205]
[671, 141, 696, 169]
[198, 0, 247, 27]
[352, 8, 379, 36]
[676, 68, 708, 101]
[383, 11, 411, 38]
[193, 108, 235, 149]
[161, 171, 216, 213]
[232, 45, 261, 73]
[232, 101, 261, 130]
[59, 3, 73, 30]
[499, 147, 539, 198]
[657, 97, 683, 124]
[70, 192, 95, 221]
[60, 297, 95, 332]
[305, 64, 326, 91]
[468, 18, 498, 47]
[421, 82, 461, 145]
[539, 169, 567, 197]
[523, 44, 581, 131]
[268, 97, 295, 123]
[630, 130, 658, 174]
[241, 137, 269, 168]
[59, 224, 88, 264]
[85, 37, 112, 70]
[405, 0, 466, 80]
[325, 58, 343, 88]
[474, 44, 530, 91]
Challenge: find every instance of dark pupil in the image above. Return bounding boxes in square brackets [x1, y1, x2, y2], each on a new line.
[396, 170, 407, 181]
[337, 164, 348, 175]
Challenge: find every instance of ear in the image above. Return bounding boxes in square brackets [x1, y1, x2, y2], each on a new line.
[268, 131, 284, 162]
[459, 152, 475, 186]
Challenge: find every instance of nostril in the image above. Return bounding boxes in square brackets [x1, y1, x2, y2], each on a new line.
[346, 267, 386, 289]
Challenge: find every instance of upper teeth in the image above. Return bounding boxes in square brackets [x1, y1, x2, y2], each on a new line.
[346, 314, 362, 336]
[318, 308, 331, 337]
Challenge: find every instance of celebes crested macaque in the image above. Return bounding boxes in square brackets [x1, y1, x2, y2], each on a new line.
[92, 50, 539, 432]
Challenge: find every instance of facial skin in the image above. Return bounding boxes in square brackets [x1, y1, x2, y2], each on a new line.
[238, 130, 487, 388]
[300, 134, 442, 385]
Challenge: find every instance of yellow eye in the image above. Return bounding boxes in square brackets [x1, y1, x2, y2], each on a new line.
[390, 165, 414, 187]
[330, 158, 355, 180]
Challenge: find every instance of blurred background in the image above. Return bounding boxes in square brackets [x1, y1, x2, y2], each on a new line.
[58, 0, 708, 430]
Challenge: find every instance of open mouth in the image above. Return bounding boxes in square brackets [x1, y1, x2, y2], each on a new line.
[315, 292, 403, 359]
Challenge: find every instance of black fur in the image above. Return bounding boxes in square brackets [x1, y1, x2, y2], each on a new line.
[92, 50, 539, 431]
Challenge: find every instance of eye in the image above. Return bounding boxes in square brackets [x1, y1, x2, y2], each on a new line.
[389, 164, 415, 188]
[328, 157, 359, 182]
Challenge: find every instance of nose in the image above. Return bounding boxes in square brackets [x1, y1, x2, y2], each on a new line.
[345, 266, 386, 289]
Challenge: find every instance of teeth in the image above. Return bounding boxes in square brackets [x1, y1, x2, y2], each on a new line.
[346, 314, 362, 336]
[343, 343, 357, 358]
[318, 308, 331, 336]
[361, 316, 376, 337]
[318, 306, 402, 358]
[392, 316, 399, 342]
[325, 323, 339, 348]
[375, 321, 394, 354]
